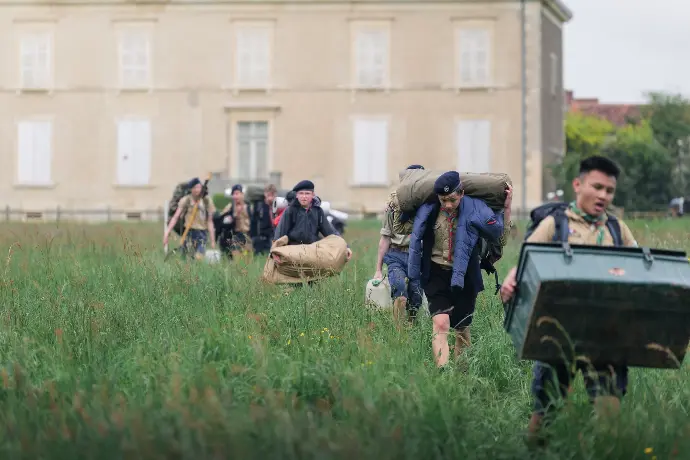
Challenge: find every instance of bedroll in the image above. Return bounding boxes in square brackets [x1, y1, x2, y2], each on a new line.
[262, 235, 349, 284]
[395, 169, 513, 213]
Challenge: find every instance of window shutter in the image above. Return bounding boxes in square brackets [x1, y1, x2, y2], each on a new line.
[370, 120, 388, 184]
[134, 121, 151, 185]
[17, 122, 35, 183]
[35, 121, 52, 184]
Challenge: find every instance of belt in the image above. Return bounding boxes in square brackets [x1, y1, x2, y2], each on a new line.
[390, 245, 409, 253]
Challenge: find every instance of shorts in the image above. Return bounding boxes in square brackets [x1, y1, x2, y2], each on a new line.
[531, 360, 629, 416]
[423, 262, 478, 330]
[181, 229, 208, 257]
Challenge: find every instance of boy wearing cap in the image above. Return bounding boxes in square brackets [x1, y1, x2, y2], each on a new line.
[274, 180, 352, 260]
[408, 171, 513, 368]
[217, 184, 252, 257]
[164, 177, 217, 258]
[374, 164, 426, 326]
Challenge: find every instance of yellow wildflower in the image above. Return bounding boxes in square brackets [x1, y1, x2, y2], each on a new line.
[644, 448, 653, 455]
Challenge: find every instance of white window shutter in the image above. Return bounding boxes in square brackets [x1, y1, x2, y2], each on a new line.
[252, 28, 270, 86]
[370, 120, 388, 184]
[474, 120, 491, 172]
[135, 121, 151, 185]
[17, 122, 35, 183]
[35, 121, 52, 183]
[353, 120, 370, 183]
[458, 28, 490, 86]
[117, 121, 133, 184]
[456, 120, 491, 173]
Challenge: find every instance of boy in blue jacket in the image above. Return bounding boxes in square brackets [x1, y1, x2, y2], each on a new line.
[408, 171, 513, 368]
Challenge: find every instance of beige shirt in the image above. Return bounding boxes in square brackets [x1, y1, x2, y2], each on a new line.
[179, 195, 215, 231]
[221, 202, 251, 234]
[527, 208, 637, 247]
[431, 209, 457, 268]
[380, 192, 414, 248]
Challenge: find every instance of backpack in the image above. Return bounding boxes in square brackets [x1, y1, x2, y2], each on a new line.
[525, 201, 622, 246]
[168, 182, 211, 236]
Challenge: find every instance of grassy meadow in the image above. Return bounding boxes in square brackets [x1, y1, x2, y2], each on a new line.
[0, 217, 688, 459]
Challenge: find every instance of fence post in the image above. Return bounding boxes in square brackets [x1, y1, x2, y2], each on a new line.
[4, 205, 9, 222]
[56, 205, 61, 223]
[107, 206, 111, 222]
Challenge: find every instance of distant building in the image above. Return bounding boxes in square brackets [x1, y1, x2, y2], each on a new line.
[565, 90, 643, 127]
[1, 0, 572, 220]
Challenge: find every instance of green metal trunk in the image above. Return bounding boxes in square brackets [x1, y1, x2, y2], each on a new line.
[504, 243, 690, 369]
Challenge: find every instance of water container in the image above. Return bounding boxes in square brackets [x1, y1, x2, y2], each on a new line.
[365, 277, 393, 310]
[205, 249, 222, 264]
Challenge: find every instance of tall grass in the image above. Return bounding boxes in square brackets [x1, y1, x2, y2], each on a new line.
[0, 219, 688, 459]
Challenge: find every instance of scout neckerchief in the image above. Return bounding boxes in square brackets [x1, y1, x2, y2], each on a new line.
[441, 208, 458, 262]
[568, 201, 606, 245]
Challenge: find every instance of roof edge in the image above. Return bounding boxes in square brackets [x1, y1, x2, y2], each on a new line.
[544, 0, 573, 23]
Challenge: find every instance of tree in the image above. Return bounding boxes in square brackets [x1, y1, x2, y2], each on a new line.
[549, 112, 617, 203]
[643, 92, 690, 196]
[603, 121, 674, 211]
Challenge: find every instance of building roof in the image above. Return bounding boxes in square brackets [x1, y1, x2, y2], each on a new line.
[565, 90, 643, 127]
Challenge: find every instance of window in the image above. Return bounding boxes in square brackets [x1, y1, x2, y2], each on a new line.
[354, 27, 389, 88]
[20, 33, 52, 89]
[236, 121, 269, 180]
[456, 28, 490, 87]
[116, 119, 151, 185]
[17, 120, 53, 185]
[456, 119, 491, 173]
[118, 30, 151, 88]
[235, 24, 271, 88]
[550, 52, 558, 95]
[353, 118, 388, 185]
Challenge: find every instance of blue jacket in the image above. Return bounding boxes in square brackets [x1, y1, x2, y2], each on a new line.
[407, 196, 505, 292]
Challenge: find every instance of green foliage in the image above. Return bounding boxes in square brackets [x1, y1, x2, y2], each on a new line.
[555, 91, 690, 211]
[212, 193, 230, 211]
[604, 121, 674, 211]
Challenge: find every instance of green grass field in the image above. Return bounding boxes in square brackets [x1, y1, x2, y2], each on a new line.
[0, 218, 688, 459]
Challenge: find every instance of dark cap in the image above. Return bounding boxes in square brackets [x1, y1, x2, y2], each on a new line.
[188, 177, 201, 188]
[231, 184, 243, 194]
[434, 171, 462, 196]
[293, 180, 315, 192]
[406, 164, 425, 170]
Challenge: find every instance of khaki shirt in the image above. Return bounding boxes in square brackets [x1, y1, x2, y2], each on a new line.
[431, 210, 457, 268]
[527, 208, 637, 247]
[221, 202, 251, 234]
[380, 192, 414, 248]
[179, 195, 215, 231]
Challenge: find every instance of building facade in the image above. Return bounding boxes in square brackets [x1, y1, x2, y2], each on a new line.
[0, 0, 571, 220]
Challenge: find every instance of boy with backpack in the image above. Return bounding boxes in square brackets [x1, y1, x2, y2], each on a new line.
[407, 171, 513, 369]
[499, 155, 638, 446]
[164, 177, 217, 258]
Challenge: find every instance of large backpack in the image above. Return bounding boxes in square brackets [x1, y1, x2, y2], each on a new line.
[168, 182, 211, 237]
[525, 201, 622, 246]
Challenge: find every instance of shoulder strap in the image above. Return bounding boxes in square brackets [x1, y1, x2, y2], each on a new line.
[606, 215, 622, 246]
[552, 211, 569, 242]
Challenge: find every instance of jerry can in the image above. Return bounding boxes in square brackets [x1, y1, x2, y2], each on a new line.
[365, 277, 393, 311]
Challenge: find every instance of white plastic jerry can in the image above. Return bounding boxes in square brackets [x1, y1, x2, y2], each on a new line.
[365, 277, 393, 311]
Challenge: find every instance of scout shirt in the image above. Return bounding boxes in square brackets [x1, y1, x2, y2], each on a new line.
[178, 195, 216, 231]
[527, 208, 637, 247]
[431, 209, 513, 268]
[380, 193, 414, 249]
[221, 202, 251, 234]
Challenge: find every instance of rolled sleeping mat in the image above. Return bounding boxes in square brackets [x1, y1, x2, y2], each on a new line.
[273, 196, 289, 215]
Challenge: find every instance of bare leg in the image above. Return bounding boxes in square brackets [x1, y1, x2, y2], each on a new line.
[431, 314, 451, 367]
